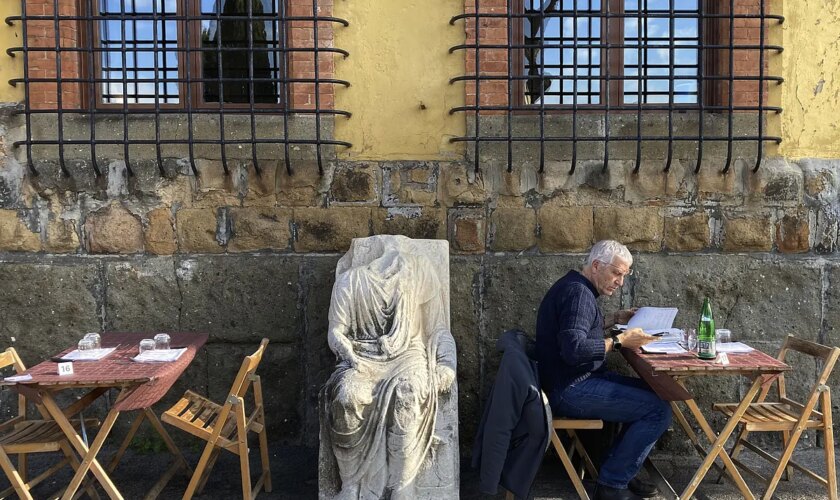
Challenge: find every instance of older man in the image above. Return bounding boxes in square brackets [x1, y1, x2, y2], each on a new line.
[536, 240, 671, 500]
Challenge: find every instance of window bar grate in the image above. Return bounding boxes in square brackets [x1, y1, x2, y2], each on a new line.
[5, 1, 352, 178]
[449, 1, 784, 174]
[506, 0, 513, 173]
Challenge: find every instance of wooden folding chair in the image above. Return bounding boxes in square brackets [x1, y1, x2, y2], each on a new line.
[0, 347, 99, 500]
[713, 335, 840, 500]
[503, 416, 602, 500]
[161, 339, 271, 500]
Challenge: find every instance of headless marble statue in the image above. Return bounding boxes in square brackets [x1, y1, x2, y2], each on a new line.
[319, 235, 459, 500]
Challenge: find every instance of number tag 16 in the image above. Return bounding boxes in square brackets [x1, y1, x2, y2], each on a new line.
[57, 362, 74, 376]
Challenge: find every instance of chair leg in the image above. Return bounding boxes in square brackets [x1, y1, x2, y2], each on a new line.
[254, 376, 271, 493]
[183, 440, 218, 500]
[17, 453, 27, 485]
[235, 401, 253, 499]
[822, 390, 837, 500]
[716, 425, 749, 484]
[195, 448, 222, 495]
[0, 448, 33, 500]
[781, 430, 793, 481]
[257, 415, 271, 493]
[550, 429, 590, 500]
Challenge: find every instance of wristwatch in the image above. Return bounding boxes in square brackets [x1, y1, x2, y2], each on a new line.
[611, 332, 623, 350]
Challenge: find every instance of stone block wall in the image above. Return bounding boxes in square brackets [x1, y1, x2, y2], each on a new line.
[1, 106, 839, 455]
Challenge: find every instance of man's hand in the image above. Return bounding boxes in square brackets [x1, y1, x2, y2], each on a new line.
[617, 327, 656, 349]
[614, 307, 639, 325]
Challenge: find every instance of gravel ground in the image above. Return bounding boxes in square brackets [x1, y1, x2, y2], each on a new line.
[3, 443, 836, 499]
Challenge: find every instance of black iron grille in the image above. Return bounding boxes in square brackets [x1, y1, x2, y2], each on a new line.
[6, 0, 351, 178]
[449, 0, 783, 174]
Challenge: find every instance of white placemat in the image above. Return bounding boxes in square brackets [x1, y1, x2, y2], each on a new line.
[132, 347, 187, 363]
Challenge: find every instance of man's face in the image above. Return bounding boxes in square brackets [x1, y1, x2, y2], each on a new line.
[591, 256, 631, 296]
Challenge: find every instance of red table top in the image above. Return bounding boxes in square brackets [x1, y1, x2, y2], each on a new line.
[622, 346, 790, 401]
[12, 332, 207, 411]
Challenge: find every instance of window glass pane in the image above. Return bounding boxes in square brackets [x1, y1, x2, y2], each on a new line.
[523, 0, 601, 105]
[623, 0, 699, 104]
[201, 0, 282, 104]
[99, 0, 180, 104]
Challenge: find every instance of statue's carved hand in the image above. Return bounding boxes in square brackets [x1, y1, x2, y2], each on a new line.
[435, 365, 455, 393]
[378, 336, 394, 357]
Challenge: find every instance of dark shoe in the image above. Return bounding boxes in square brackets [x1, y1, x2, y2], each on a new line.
[628, 476, 659, 498]
[593, 484, 642, 500]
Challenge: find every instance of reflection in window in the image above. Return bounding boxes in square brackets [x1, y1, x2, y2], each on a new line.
[623, 0, 699, 104]
[201, 0, 281, 104]
[99, 0, 180, 104]
[524, 0, 602, 105]
[521, 0, 700, 106]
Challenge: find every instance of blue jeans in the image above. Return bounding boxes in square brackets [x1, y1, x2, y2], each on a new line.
[550, 371, 672, 489]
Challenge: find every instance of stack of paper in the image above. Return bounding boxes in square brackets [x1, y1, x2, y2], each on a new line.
[3, 374, 33, 383]
[616, 307, 679, 335]
[715, 342, 754, 353]
[61, 347, 116, 361]
[132, 347, 187, 363]
[641, 342, 687, 354]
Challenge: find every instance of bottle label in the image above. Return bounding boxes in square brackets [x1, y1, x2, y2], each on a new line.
[698, 340, 716, 358]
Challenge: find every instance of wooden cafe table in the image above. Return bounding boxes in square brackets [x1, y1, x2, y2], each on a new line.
[622, 346, 790, 500]
[4, 332, 208, 500]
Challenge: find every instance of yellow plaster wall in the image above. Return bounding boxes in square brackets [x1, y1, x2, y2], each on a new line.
[0, 0, 23, 103]
[778, 0, 840, 158]
[334, 0, 465, 160]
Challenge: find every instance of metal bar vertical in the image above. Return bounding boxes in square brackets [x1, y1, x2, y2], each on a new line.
[184, 0, 198, 176]
[152, 0, 165, 175]
[279, 0, 292, 175]
[722, 0, 734, 173]
[664, 0, 674, 172]
[87, 0, 100, 176]
[19, 0, 35, 175]
[694, 0, 705, 174]
[570, 0, 579, 174]
[505, 0, 513, 172]
[602, 0, 610, 173]
[754, 0, 765, 172]
[633, 0, 643, 173]
[247, 0, 261, 175]
[53, 0, 69, 176]
[214, 0, 230, 175]
[119, 0, 133, 176]
[312, 0, 324, 174]
[537, 0, 546, 173]
[474, 0, 481, 173]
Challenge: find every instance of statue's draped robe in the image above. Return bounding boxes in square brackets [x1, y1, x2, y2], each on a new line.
[324, 253, 446, 495]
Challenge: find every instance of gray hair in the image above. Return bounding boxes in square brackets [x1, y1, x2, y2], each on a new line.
[584, 240, 633, 268]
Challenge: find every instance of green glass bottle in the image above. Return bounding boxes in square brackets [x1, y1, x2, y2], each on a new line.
[697, 297, 716, 360]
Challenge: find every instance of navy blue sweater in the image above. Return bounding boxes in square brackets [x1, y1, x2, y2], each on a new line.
[535, 270, 607, 400]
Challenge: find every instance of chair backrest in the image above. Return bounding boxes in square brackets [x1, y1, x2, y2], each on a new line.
[227, 339, 269, 402]
[1, 348, 28, 418]
[776, 335, 840, 408]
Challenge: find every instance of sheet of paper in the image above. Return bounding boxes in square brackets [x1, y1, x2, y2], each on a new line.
[61, 347, 116, 361]
[132, 347, 187, 363]
[626, 307, 679, 333]
[3, 373, 33, 382]
[641, 342, 687, 354]
[715, 342, 754, 353]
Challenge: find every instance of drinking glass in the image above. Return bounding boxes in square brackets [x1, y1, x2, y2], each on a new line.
[77, 339, 95, 351]
[716, 329, 732, 344]
[683, 328, 698, 352]
[139, 339, 155, 354]
[84, 333, 101, 349]
[154, 333, 171, 350]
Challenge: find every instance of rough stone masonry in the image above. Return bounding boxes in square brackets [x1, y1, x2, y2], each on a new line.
[1, 107, 839, 458]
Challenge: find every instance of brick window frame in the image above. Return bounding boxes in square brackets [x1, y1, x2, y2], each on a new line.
[463, 0, 772, 112]
[22, 0, 336, 112]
